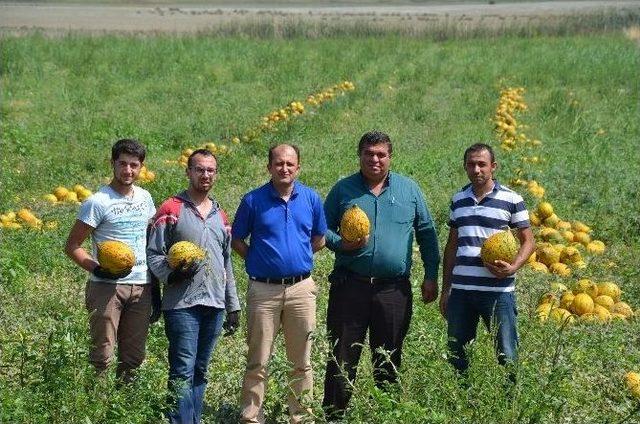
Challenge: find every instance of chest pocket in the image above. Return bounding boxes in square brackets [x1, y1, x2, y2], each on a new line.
[391, 199, 415, 224]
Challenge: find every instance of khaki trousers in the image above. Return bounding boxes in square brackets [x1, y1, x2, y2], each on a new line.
[240, 277, 317, 424]
[85, 281, 151, 381]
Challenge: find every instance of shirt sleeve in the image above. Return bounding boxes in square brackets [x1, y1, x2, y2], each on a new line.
[146, 204, 175, 285]
[323, 183, 342, 252]
[448, 200, 458, 228]
[414, 184, 440, 281]
[77, 196, 102, 228]
[231, 194, 252, 241]
[223, 232, 241, 312]
[311, 191, 327, 237]
[147, 192, 156, 221]
[510, 193, 530, 228]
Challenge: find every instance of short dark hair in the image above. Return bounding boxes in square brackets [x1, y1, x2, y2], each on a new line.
[358, 131, 393, 156]
[463, 143, 495, 163]
[111, 139, 146, 162]
[268, 143, 300, 165]
[187, 148, 217, 169]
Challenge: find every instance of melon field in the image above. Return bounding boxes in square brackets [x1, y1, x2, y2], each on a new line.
[1, 26, 640, 423]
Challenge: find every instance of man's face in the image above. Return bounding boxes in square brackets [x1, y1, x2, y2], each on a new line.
[267, 146, 300, 186]
[464, 149, 496, 187]
[187, 154, 217, 194]
[359, 143, 391, 181]
[112, 153, 142, 186]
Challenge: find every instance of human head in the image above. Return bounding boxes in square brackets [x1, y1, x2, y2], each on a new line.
[463, 143, 496, 188]
[111, 138, 146, 163]
[463, 143, 495, 165]
[110, 139, 146, 187]
[358, 131, 392, 182]
[357, 130, 393, 157]
[268, 143, 300, 166]
[267, 144, 300, 188]
[186, 149, 218, 194]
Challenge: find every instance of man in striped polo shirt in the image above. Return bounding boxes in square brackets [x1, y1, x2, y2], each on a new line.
[440, 143, 535, 378]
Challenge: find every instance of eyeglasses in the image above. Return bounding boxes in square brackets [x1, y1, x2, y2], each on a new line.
[190, 166, 217, 175]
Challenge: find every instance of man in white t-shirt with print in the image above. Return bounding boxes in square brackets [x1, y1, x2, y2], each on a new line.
[65, 138, 156, 382]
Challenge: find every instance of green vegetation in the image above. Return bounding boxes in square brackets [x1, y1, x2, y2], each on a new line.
[1, 32, 639, 423]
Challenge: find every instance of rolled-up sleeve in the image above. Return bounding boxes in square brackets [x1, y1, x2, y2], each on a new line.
[323, 184, 342, 252]
[414, 185, 440, 281]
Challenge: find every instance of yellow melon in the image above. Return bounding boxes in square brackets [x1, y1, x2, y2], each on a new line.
[549, 308, 574, 325]
[167, 241, 206, 270]
[481, 229, 519, 265]
[597, 282, 621, 301]
[538, 246, 560, 267]
[586, 240, 605, 255]
[537, 202, 554, 219]
[53, 186, 70, 201]
[571, 293, 594, 315]
[529, 262, 549, 273]
[626, 372, 640, 398]
[573, 231, 592, 246]
[340, 205, 370, 242]
[559, 246, 582, 264]
[97, 240, 135, 274]
[543, 214, 560, 228]
[593, 304, 611, 322]
[549, 263, 571, 277]
[573, 279, 598, 298]
[560, 291, 575, 309]
[529, 211, 542, 227]
[571, 221, 591, 233]
[594, 295, 615, 311]
[611, 302, 634, 318]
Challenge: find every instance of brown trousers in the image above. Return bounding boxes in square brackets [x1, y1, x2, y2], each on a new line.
[85, 280, 152, 381]
[240, 277, 317, 424]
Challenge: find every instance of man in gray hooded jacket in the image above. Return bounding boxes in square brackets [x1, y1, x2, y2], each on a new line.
[147, 148, 241, 424]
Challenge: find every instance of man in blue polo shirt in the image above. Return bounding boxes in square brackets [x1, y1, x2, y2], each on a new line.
[232, 144, 327, 424]
[440, 143, 535, 380]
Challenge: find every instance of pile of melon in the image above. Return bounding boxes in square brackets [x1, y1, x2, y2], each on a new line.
[527, 201, 606, 277]
[537, 279, 636, 325]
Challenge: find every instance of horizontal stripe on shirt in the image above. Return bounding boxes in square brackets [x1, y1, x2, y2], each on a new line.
[449, 181, 529, 292]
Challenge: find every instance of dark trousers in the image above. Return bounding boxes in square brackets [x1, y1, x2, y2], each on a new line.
[322, 274, 412, 418]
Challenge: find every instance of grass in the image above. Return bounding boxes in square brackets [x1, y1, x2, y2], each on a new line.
[1, 30, 640, 423]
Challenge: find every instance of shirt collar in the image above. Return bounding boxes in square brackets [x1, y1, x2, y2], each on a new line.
[465, 179, 500, 199]
[176, 190, 216, 207]
[358, 171, 391, 191]
[268, 180, 299, 200]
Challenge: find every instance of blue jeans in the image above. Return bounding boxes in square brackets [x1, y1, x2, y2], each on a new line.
[164, 305, 225, 424]
[446, 289, 518, 374]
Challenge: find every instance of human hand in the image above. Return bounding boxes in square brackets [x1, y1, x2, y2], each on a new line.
[341, 235, 369, 251]
[92, 265, 132, 280]
[484, 260, 517, 279]
[223, 310, 240, 336]
[167, 260, 201, 285]
[439, 289, 450, 319]
[421, 279, 438, 303]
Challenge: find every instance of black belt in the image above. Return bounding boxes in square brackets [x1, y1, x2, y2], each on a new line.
[250, 273, 311, 285]
[346, 271, 408, 285]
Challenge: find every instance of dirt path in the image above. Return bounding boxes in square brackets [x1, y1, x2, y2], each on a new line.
[1, 1, 639, 34]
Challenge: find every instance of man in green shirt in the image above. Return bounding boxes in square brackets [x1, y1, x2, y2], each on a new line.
[322, 131, 440, 419]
